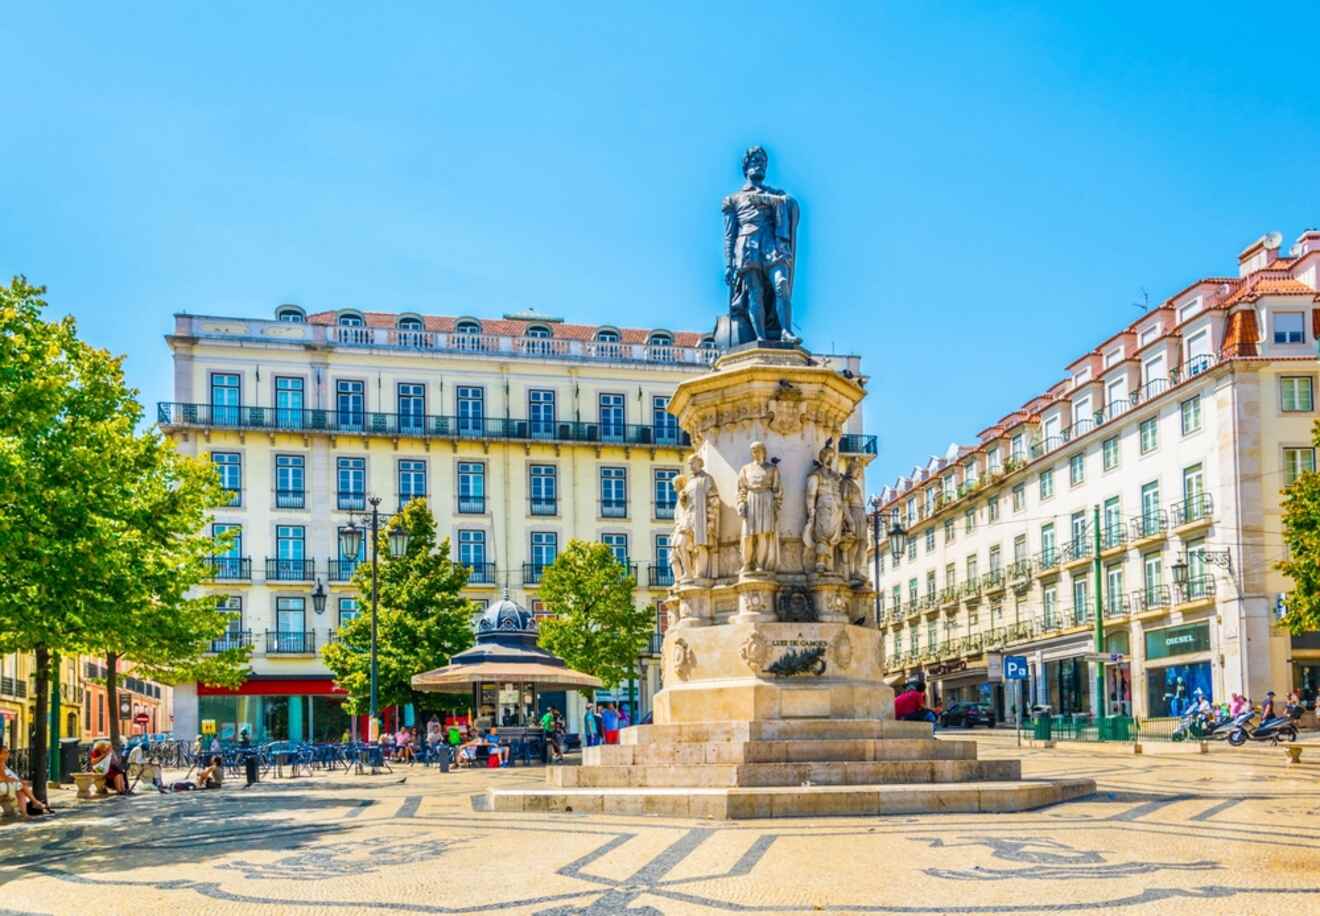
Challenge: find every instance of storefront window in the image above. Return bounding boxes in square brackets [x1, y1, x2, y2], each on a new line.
[1146, 662, 1212, 717]
[1045, 657, 1091, 715]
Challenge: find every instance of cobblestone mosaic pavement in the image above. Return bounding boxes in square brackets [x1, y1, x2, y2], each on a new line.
[5, 733, 1320, 915]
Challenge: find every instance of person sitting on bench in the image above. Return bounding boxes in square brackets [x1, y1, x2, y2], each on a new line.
[457, 728, 487, 767]
[0, 743, 52, 817]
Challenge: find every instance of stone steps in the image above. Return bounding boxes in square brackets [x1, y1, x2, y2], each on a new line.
[584, 737, 978, 766]
[487, 778, 1095, 819]
[550, 758, 1020, 788]
[621, 719, 933, 745]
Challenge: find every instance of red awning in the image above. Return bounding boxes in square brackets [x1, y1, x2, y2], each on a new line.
[198, 677, 345, 697]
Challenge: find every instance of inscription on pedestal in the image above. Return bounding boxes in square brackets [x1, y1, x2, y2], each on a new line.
[766, 640, 828, 676]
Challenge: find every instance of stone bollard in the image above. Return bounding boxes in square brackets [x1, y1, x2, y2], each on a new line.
[1132, 742, 1143, 755]
[1285, 746, 1304, 765]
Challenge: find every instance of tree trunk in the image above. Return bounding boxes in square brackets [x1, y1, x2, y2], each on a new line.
[106, 652, 120, 752]
[32, 646, 50, 805]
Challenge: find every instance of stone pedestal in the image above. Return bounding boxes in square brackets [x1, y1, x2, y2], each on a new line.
[486, 345, 1094, 819]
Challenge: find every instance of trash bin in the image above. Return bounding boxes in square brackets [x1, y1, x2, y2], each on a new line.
[1032, 716, 1053, 741]
[59, 738, 81, 783]
[244, 751, 259, 786]
[436, 744, 450, 773]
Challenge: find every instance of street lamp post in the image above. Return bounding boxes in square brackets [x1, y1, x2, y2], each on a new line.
[338, 496, 409, 741]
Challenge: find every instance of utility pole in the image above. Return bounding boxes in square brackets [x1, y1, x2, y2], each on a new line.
[1092, 505, 1105, 739]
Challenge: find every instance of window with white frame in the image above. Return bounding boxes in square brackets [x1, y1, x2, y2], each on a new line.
[1274, 312, 1305, 344]
[1139, 324, 1161, 347]
[1284, 447, 1316, 486]
[988, 446, 1001, 471]
[1281, 377, 1314, 412]
[1010, 433, 1025, 460]
[988, 495, 1000, 522]
[964, 508, 976, 533]
[1178, 298, 1203, 324]
[1139, 417, 1159, 454]
[1039, 468, 1054, 500]
[1012, 483, 1025, 513]
[925, 528, 935, 551]
[1069, 453, 1084, 486]
[1103, 346, 1123, 369]
[1072, 367, 1091, 387]
[1180, 395, 1202, 434]
[1102, 435, 1119, 471]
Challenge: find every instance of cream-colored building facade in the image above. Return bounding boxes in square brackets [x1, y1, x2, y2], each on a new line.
[873, 229, 1320, 722]
[161, 307, 871, 741]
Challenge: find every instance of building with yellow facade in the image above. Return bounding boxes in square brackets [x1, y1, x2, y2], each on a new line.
[160, 306, 872, 740]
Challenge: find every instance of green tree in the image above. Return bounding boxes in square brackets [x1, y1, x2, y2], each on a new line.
[0, 278, 246, 799]
[321, 500, 475, 716]
[537, 540, 654, 690]
[1278, 425, 1320, 632]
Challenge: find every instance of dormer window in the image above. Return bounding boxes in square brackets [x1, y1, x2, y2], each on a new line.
[595, 329, 620, 343]
[1178, 298, 1203, 324]
[338, 313, 365, 327]
[455, 319, 481, 335]
[699, 336, 715, 349]
[1103, 346, 1123, 368]
[526, 325, 552, 339]
[648, 332, 673, 347]
[275, 306, 305, 323]
[1274, 312, 1305, 344]
[1072, 367, 1091, 388]
[1139, 324, 1161, 347]
[397, 316, 423, 331]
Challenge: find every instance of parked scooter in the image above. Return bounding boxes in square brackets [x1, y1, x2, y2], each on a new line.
[1171, 708, 1249, 742]
[1227, 710, 1299, 746]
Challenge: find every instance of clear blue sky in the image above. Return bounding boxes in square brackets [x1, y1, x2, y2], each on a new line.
[4, 4, 1317, 492]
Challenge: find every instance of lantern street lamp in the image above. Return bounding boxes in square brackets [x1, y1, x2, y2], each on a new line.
[1171, 555, 1189, 587]
[338, 496, 410, 739]
[311, 579, 328, 614]
[887, 507, 907, 563]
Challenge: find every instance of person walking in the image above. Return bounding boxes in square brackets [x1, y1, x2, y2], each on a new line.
[601, 703, 620, 745]
[582, 703, 600, 747]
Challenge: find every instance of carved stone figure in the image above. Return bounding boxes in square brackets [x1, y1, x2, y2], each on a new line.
[802, 442, 845, 573]
[839, 457, 869, 584]
[831, 628, 854, 671]
[719, 146, 800, 346]
[671, 637, 696, 681]
[736, 441, 782, 573]
[739, 631, 769, 672]
[669, 455, 720, 581]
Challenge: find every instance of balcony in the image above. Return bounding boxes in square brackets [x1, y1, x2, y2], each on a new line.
[210, 630, 253, 653]
[523, 562, 551, 586]
[648, 564, 675, 588]
[600, 498, 628, 519]
[1061, 539, 1092, 568]
[208, 556, 252, 580]
[837, 434, 878, 456]
[266, 558, 316, 581]
[1171, 493, 1214, 531]
[1130, 510, 1168, 545]
[275, 489, 306, 510]
[464, 562, 498, 585]
[1103, 594, 1130, 619]
[1176, 574, 1217, 606]
[1035, 548, 1060, 576]
[1008, 558, 1033, 585]
[654, 500, 676, 521]
[159, 402, 694, 449]
[1100, 523, 1128, 554]
[982, 569, 1006, 594]
[530, 497, 558, 517]
[338, 492, 366, 512]
[645, 631, 664, 656]
[961, 580, 983, 604]
[328, 559, 360, 582]
[939, 585, 959, 607]
[1131, 584, 1172, 615]
[265, 630, 316, 654]
[621, 562, 640, 584]
[918, 593, 938, 612]
[457, 495, 487, 515]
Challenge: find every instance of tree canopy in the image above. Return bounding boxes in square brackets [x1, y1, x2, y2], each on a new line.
[320, 500, 476, 715]
[536, 540, 654, 689]
[0, 277, 248, 788]
[1278, 425, 1320, 632]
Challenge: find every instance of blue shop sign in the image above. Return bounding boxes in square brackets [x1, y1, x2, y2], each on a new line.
[1144, 622, 1210, 661]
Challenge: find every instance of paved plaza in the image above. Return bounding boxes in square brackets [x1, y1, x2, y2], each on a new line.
[5, 734, 1320, 915]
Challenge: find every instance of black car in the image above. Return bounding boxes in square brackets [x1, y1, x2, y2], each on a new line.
[939, 702, 994, 728]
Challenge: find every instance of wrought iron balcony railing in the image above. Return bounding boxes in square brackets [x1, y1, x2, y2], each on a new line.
[265, 630, 316, 654]
[208, 557, 252, 580]
[328, 559, 360, 582]
[265, 558, 316, 581]
[1170, 493, 1214, 527]
[210, 630, 253, 653]
[648, 564, 675, 588]
[464, 562, 498, 585]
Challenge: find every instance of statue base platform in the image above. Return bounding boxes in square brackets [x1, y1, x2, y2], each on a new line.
[485, 718, 1094, 818]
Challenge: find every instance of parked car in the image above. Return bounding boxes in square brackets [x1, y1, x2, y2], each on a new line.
[939, 702, 994, 728]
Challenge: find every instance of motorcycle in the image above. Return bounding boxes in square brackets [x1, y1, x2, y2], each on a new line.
[1227, 710, 1299, 746]
[1171, 708, 1247, 742]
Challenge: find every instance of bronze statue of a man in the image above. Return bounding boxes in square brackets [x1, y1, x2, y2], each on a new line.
[721, 146, 799, 345]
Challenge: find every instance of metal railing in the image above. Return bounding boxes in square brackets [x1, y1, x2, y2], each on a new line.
[264, 630, 316, 654]
[1131, 584, 1172, 613]
[208, 557, 252, 580]
[275, 489, 306, 509]
[210, 630, 253, 652]
[1101, 524, 1127, 551]
[1177, 574, 1217, 602]
[1170, 493, 1214, 527]
[328, 559, 359, 582]
[265, 558, 316, 581]
[982, 569, 1006, 592]
[530, 497, 558, 517]
[648, 564, 674, 588]
[654, 501, 676, 520]
[838, 434, 878, 456]
[522, 562, 551, 585]
[1103, 594, 1130, 619]
[464, 562, 498, 585]
[600, 498, 628, 518]
[1062, 538, 1092, 564]
[338, 492, 366, 511]
[1036, 548, 1059, 572]
[1130, 510, 1167, 540]
[1008, 558, 1033, 581]
[457, 495, 486, 514]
